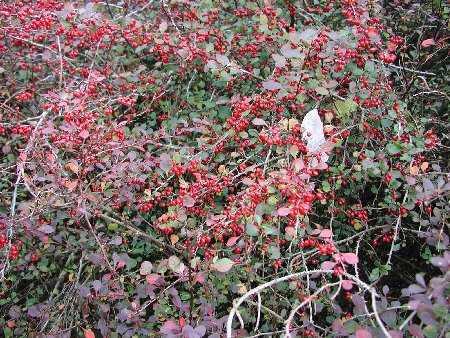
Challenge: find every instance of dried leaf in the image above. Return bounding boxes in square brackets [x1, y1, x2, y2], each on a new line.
[64, 180, 78, 191]
[216, 54, 230, 66]
[319, 229, 333, 238]
[410, 165, 420, 176]
[65, 161, 79, 174]
[170, 234, 179, 245]
[79, 129, 90, 139]
[272, 53, 286, 67]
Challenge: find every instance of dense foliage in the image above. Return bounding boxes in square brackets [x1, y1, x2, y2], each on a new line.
[0, 0, 448, 337]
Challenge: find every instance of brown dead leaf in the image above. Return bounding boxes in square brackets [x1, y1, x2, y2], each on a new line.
[64, 180, 78, 191]
[65, 161, 79, 174]
[410, 165, 419, 176]
[170, 234, 179, 245]
[420, 162, 429, 172]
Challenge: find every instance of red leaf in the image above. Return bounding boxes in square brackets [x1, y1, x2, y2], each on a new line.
[321, 260, 336, 270]
[421, 38, 435, 48]
[226, 236, 240, 247]
[319, 229, 333, 238]
[84, 329, 95, 338]
[342, 252, 359, 265]
[195, 272, 206, 284]
[79, 129, 90, 139]
[342, 280, 353, 290]
[277, 207, 291, 216]
[146, 274, 161, 285]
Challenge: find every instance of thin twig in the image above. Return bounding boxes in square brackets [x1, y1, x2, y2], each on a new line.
[84, 212, 114, 272]
[387, 191, 408, 266]
[99, 213, 182, 255]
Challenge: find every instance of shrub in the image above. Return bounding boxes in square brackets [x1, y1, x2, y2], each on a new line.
[0, 0, 448, 337]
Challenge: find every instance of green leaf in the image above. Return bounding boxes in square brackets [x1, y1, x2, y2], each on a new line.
[423, 325, 438, 338]
[386, 142, 402, 154]
[369, 268, 380, 281]
[433, 304, 448, 320]
[315, 86, 329, 96]
[259, 14, 268, 32]
[268, 245, 281, 259]
[246, 223, 259, 236]
[334, 99, 358, 119]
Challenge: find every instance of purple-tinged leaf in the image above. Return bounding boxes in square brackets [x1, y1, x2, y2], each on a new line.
[355, 328, 372, 338]
[408, 324, 424, 338]
[342, 252, 359, 265]
[319, 229, 333, 238]
[342, 280, 353, 290]
[277, 207, 291, 216]
[321, 260, 336, 270]
[182, 195, 195, 208]
[38, 224, 55, 234]
[331, 319, 347, 335]
[262, 80, 282, 91]
[159, 153, 172, 172]
[211, 258, 234, 273]
[381, 310, 396, 326]
[408, 284, 426, 295]
[252, 118, 266, 126]
[272, 53, 286, 67]
[388, 330, 403, 338]
[415, 274, 426, 288]
[226, 236, 240, 247]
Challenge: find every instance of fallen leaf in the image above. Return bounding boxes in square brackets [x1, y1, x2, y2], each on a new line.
[252, 118, 266, 126]
[64, 180, 78, 191]
[319, 229, 333, 238]
[79, 129, 90, 139]
[420, 162, 429, 172]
